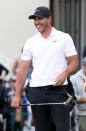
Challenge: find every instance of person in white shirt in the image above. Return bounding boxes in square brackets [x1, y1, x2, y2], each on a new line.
[11, 6, 78, 131]
[71, 57, 86, 131]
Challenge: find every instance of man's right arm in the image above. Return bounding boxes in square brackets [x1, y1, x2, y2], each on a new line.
[11, 60, 31, 108]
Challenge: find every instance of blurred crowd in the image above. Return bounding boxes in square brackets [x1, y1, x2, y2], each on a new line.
[0, 54, 35, 131]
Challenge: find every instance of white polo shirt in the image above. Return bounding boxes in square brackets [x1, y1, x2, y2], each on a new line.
[22, 27, 77, 87]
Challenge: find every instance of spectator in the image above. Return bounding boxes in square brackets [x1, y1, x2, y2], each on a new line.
[71, 57, 86, 131]
[12, 56, 21, 76]
[6, 79, 28, 131]
[6, 78, 16, 131]
[12, 48, 23, 76]
[7, 78, 16, 101]
[13, 91, 28, 131]
[0, 84, 10, 131]
[0, 64, 9, 84]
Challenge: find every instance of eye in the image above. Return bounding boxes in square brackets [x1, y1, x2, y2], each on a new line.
[38, 18, 43, 20]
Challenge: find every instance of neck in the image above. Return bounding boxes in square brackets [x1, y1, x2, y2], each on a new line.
[41, 26, 52, 39]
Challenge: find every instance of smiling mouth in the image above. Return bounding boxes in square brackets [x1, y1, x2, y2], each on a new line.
[36, 25, 40, 29]
[36, 24, 43, 29]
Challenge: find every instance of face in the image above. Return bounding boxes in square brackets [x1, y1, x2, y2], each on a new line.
[34, 16, 52, 33]
[9, 81, 15, 88]
[82, 64, 86, 75]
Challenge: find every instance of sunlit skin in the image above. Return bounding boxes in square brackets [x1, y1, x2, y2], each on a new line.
[34, 16, 52, 38]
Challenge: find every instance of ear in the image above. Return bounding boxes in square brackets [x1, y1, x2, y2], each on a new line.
[82, 64, 84, 67]
[48, 16, 52, 24]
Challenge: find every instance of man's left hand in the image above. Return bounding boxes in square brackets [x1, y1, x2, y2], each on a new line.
[53, 71, 67, 86]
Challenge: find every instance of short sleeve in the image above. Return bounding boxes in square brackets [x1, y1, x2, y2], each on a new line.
[21, 40, 32, 60]
[64, 34, 77, 57]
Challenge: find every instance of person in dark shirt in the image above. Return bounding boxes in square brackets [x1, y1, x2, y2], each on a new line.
[0, 64, 9, 84]
[0, 84, 10, 131]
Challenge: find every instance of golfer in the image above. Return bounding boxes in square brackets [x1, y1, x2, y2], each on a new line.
[11, 6, 78, 131]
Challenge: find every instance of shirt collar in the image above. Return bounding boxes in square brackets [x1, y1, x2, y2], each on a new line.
[38, 27, 57, 39]
[49, 27, 57, 37]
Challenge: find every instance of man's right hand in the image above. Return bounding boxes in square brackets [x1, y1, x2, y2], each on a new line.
[11, 95, 21, 108]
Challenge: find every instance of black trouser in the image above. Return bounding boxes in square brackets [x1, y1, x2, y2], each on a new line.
[0, 122, 3, 131]
[13, 122, 22, 131]
[27, 85, 70, 131]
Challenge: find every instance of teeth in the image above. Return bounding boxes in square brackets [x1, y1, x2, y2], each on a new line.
[37, 25, 41, 29]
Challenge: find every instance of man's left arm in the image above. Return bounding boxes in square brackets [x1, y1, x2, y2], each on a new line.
[53, 55, 78, 86]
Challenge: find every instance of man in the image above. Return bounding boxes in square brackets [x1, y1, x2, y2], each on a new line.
[11, 6, 78, 131]
[70, 57, 86, 131]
